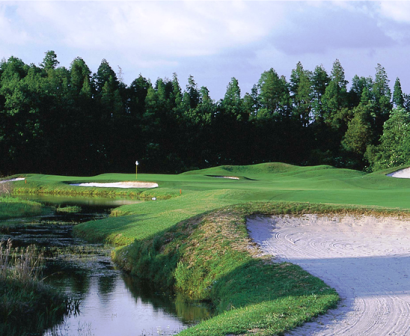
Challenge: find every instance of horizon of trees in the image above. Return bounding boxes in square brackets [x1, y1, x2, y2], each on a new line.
[0, 51, 408, 176]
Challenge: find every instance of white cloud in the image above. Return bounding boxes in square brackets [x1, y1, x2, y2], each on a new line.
[379, 2, 410, 23]
[1, 1, 287, 65]
[2, 1, 410, 99]
[0, 5, 28, 46]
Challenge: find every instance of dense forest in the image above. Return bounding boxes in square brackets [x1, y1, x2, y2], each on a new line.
[0, 51, 408, 176]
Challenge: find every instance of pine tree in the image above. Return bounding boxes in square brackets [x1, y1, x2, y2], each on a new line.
[393, 77, 404, 108]
[290, 62, 313, 126]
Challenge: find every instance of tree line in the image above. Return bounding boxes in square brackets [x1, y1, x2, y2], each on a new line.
[0, 51, 408, 176]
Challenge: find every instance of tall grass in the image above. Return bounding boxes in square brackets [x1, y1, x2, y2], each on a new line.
[0, 239, 79, 336]
[0, 181, 13, 196]
[0, 239, 44, 282]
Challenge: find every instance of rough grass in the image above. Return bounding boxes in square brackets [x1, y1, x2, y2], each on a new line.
[0, 240, 76, 336]
[0, 196, 43, 220]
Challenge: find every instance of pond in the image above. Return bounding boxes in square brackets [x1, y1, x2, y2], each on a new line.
[1, 197, 212, 336]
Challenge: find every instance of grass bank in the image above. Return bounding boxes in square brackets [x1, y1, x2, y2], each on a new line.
[113, 201, 407, 336]
[0, 241, 77, 336]
[0, 196, 43, 220]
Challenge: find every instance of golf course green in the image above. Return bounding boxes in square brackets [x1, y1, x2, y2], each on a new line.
[6, 162, 410, 335]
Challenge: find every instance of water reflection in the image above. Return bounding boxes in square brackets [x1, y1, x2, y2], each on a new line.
[44, 264, 210, 336]
[0, 198, 212, 336]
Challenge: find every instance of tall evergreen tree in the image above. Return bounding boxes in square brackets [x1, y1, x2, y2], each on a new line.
[311, 65, 330, 123]
[372, 64, 392, 140]
[321, 59, 348, 123]
[70, 57, 92, 94]
[128, 75, 151, 117]
[93, 59, 118, 94]
[185, 75, 200, 109]
[257, 68, 290, 119]
[290, 62, 313, 126]
[41, 51, 59, 72]
[393, 77, 404, 108]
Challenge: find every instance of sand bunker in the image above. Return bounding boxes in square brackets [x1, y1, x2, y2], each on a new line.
[208, 175, 240, 180]
[70, 181, 158, 189]
[247, 214, 410, 336]
[0, 177, 25, 184]
[387, 167, 410, 178]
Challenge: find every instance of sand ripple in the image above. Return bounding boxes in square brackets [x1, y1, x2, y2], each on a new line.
[247, 214, 410, 336]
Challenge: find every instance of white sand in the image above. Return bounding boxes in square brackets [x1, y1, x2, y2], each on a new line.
[70, 181, 158, 189]
[387, 167, 410, 178]
[247, 214, 410, 336]
[212, 176, 239, 180]
[0, 177, 25, 184]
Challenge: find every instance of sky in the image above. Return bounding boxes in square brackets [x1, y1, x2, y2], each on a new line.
[1, 1, 410, 100]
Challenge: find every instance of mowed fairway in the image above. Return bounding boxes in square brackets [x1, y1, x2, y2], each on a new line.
[13, 163, 410, 245]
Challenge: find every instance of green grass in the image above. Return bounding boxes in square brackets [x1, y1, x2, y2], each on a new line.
[55, 205, 81, 213]
[113, 202, 404, 336]
[10, 162, 410, 208]
[8, 162, 410, 335]
[0, 196, 43, 220]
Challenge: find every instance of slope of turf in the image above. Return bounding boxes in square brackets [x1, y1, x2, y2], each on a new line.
[0, 197, 43, 220]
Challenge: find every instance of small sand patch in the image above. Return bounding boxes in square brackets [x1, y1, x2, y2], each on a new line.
[208, 175, 240, 180]
[70, 181, 158, 189]
[0, 177, 25, 184]
[387, 167, 410, 178]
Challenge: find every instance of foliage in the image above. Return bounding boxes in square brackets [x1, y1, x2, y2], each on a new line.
[0, 53, 408, 175]
[367, 107, 410, 170]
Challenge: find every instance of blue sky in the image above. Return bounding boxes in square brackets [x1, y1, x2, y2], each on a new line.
[1, 1, 410, 99]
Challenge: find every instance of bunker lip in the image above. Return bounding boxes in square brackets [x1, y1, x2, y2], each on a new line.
[0, 177, 25, 184]
[69, 181, 158, 189]
[386, 167, 410, 178]
[206, 175, 240, 180]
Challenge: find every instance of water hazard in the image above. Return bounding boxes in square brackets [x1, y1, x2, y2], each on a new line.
[1, 196, 212, 336]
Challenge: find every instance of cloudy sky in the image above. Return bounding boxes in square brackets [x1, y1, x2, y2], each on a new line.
[1, 1, 410, 99]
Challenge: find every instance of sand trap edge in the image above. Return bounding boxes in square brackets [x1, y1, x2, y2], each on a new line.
[386, 167, 410, 178]
[70, 182, 158, 189]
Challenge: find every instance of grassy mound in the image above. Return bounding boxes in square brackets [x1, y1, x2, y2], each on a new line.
[0, 196, 43, 220]
[113, 202, 401, 336]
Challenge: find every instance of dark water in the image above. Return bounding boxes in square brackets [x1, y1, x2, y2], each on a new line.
[1, 199, 212, 336]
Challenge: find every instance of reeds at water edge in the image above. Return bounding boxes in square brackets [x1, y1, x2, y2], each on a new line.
[0, 238, 44, 283]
